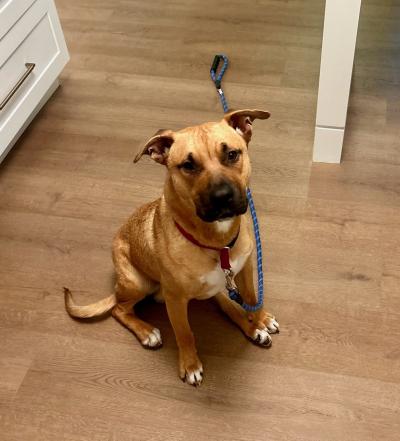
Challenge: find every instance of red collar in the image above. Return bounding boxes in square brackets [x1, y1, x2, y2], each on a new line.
[174, 221, 239, 270]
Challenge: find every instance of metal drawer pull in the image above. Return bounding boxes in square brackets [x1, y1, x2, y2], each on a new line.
[0, 63, 35, 111]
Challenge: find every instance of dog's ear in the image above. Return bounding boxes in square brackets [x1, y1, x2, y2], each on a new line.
[134, 129, 175, 165]
[224, 109, 270, 145]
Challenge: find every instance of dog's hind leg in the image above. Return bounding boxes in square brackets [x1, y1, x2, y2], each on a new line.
[111, 234, 162, 348]
[112, 297, 162, 348]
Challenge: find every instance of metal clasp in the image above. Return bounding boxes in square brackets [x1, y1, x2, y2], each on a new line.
[224, 269, 237, 291]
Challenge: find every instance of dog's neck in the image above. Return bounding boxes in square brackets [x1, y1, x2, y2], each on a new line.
[163, 178, 241, 249]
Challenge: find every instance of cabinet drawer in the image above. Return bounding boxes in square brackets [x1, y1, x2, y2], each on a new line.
[0, 0, 69, 155]
[0, 0, 36, 39]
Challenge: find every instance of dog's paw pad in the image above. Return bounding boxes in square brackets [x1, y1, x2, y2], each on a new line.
[266, 318, 280, 334]
[142, 328, 162, 348]
[252, 328, 272, 347]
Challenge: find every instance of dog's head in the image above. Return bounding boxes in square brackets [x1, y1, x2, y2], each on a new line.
[134, 109, 270, 222]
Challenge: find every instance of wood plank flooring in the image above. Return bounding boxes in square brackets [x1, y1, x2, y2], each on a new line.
[1, 0, 399, 440]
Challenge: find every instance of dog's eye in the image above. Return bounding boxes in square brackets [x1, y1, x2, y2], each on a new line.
[181, 161, 195, 172]
[227, 150, 240, 162]
[179, 153, 199, 173]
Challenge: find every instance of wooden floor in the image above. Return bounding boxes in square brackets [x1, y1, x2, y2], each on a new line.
[1, 0, 400, 439]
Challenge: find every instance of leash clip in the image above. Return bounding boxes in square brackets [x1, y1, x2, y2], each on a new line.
[224, 268, 237, 291]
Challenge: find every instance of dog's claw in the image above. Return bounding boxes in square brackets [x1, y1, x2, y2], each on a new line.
[181, 364, 203, 386]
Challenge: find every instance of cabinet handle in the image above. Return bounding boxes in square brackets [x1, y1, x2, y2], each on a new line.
[0, 63, 36, 111]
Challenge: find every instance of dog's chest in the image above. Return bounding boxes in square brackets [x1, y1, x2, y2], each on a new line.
[197, 251, 249, 299]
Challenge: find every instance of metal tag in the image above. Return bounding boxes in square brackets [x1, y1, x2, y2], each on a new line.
[224, 269, 237, 291]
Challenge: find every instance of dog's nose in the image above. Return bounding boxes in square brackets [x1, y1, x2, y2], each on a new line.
[210, 182, 234, 205]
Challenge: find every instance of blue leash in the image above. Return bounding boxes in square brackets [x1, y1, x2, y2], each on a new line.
[210, 54, 264, 312]
[210, 54, 229, 113]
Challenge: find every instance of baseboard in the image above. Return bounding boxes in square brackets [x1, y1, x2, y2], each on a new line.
[312, 125, 344, 164]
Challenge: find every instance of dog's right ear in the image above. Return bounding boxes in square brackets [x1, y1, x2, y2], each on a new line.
[134, 129, 175, 165]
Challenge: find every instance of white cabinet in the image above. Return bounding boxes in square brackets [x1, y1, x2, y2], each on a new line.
[0, 0, 69, 163]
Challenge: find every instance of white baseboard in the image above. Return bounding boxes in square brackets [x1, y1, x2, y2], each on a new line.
[313, 126, 344, 164]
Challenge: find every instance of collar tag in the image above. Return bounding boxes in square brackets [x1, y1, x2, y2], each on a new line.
[220, 247, 231, 270]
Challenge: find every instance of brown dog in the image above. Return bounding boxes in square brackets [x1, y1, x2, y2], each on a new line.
[65, 109, 279, 386]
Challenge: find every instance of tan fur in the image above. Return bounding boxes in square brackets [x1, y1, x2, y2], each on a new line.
[64, 109, 279, 386]
[64, 288, 116, 318]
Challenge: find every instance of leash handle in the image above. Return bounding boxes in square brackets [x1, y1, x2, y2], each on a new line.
[210, 54, 229, 113]
[209, 54, 265, 312]
[211, 55, 221, 77]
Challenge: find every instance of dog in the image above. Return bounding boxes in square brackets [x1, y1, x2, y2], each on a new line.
[64, 108, 279, 386]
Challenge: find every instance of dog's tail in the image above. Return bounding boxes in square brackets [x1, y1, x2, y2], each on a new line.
[64, 287, 117, 319]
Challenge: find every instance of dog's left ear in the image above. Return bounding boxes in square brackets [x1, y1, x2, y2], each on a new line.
[224, 109, 270, 145]
[134, 129, 175, 165]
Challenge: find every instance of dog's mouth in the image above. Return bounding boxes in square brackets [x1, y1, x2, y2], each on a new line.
[196, 203, 248, 223]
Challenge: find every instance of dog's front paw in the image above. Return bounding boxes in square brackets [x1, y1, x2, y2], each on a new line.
[142, 328, 162, 349]
[249, 309, 280, 334]
[179, 354, 203, 387]
[264, 315, 280, 334]
[246, 310, 280, 347]
[250, 326, 272, 347]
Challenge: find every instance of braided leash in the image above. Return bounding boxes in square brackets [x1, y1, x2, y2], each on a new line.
[210, 54, 229, 113]
[210, 54, 264, 312]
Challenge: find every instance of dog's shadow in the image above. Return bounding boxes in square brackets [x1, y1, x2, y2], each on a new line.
[137, 295, 253, 361]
